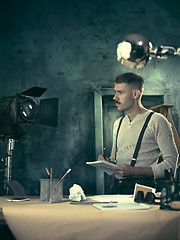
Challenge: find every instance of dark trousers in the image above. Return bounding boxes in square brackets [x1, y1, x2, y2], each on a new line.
[111, 177, 155, 194]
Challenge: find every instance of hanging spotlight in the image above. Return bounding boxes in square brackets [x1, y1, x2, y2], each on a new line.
[117, 33, 180, 69]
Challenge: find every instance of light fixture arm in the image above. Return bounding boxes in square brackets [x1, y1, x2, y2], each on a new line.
[117, 33, 180, 69]
[149, 46, 180, 59]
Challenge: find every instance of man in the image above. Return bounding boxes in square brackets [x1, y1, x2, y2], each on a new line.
[98, 72, 178, 192]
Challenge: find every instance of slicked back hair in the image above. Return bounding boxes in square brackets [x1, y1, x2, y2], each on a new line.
[115, 73, 144, 93]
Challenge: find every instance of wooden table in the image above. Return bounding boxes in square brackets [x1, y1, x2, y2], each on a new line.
[0, 196, 180, 240]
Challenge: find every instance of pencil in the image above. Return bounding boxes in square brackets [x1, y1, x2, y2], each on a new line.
[60, 168, 71, 180]
[46, 168, 51, 179]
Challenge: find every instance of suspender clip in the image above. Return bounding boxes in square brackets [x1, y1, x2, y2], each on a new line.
[131, 158, 137, 167]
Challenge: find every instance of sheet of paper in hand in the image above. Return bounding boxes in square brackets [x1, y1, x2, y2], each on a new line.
[86, 160, 118, 175]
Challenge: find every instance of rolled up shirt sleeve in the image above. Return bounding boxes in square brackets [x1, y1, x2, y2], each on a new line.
[150, 113, 178, 179]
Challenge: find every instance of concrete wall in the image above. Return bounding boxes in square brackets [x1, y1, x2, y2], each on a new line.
[0, 0, 179, 195]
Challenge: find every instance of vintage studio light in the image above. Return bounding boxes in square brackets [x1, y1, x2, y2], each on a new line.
[0, 86, 58, 140]
[0, 86, 58, 186]
[117, 33, 180, 69]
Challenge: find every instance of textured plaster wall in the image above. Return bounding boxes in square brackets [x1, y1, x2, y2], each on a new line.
[0, 0, 179, 195]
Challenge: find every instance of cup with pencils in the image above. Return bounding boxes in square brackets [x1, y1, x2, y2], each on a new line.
[40, 168, 71, 203]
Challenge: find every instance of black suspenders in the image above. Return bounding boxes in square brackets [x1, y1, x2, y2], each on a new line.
[115, 112, 154, 167]
[115, 116, 124, 161]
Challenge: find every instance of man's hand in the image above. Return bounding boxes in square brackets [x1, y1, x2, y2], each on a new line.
[109, 164, 135, 177]
[97, 154, 117, 163]
[97, 154, 110, 162]
[109, 163, 154, 178]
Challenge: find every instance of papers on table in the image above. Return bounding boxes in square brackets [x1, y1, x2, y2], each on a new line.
[89, 195, 150, 211]
[89, 194, 134, 203]
[6, 197, 30, 202]
[93, 202, 150, 211]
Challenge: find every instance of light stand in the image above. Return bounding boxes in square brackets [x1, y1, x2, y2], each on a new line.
[4, 138, 15, 194]
[0, 86, 59, 196]
[6, 138, 15, 182]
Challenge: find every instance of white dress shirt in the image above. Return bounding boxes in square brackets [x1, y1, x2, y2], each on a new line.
[110, 110, 178, 178]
